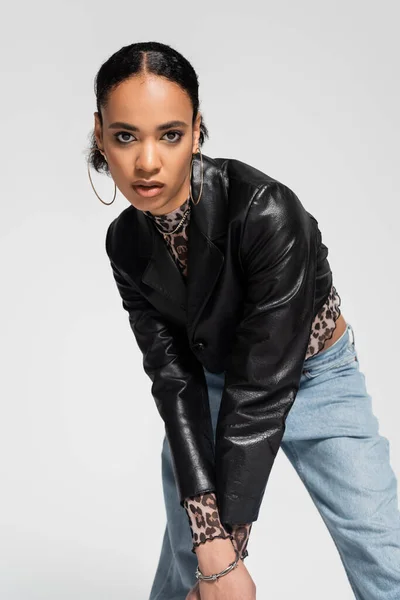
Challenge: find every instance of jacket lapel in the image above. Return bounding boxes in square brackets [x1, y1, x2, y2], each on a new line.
[116, 153, 227, 334]
[141, 223, 187, 311]
[185, 154, 227, 338]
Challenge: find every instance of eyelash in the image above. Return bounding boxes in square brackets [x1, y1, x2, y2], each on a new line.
[113, 130, 184, 145]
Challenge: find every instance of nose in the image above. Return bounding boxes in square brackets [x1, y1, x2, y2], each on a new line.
[135, 141, 162, 173]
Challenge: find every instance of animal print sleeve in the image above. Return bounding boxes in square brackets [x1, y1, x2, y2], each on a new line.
[183, 492, 252, 560]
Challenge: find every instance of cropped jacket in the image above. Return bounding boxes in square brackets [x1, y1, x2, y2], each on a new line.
[105, 153, 333, 527]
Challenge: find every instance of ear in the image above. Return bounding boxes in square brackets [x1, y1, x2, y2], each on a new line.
[93, 112, 105, 153]
[192, 111, 202, 153]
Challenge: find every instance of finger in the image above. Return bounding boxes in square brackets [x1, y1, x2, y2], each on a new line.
[185, 584, 199, 600]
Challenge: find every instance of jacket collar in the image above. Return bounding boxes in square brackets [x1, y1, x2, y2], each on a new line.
[115, 153, 228, 336]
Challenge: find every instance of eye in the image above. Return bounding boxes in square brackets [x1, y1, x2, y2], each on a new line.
[114, 132, 134, 144]
[113, 130, 184, 145]
[163, 130, 184, 143]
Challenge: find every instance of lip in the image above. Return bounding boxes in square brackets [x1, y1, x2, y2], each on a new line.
[133, 179, 164, 187]
[133, 183, 165, 198]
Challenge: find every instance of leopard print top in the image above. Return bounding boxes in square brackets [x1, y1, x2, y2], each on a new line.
[144, 193, 342, 558]
[183, 493, 252, 560]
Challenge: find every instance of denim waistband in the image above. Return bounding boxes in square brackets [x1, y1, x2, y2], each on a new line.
[303, 322, 355, 369]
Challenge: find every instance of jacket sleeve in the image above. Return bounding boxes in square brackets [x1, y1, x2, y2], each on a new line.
[215, 182, 317, 526]
[106, 231, 216, 504]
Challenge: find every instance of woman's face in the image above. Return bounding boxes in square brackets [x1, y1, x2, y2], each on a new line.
[94, 74, 201, 215]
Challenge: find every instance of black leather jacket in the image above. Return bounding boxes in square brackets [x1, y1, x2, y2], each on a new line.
[105, 153, 333, 527]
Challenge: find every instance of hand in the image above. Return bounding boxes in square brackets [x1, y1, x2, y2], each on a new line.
[185, 559, 256, 600]
[193, 537, 255, 600]
[185, 580, 201, 599]
[198, 558, 256, 600]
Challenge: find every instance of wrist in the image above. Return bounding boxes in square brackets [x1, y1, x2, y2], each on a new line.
[230, 522, 252, 559]
[195, 536, 237, 572]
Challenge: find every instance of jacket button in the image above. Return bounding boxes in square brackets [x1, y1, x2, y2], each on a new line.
[193, 340, 206, 351]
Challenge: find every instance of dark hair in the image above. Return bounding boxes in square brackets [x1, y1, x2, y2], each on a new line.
[86, 41, 209, 175]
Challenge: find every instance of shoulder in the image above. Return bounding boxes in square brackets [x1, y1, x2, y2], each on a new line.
[211, 155, 280, 191]
[207, 155, 319, 268]
[248, 180, 314, 236]
[105, 204, 137, 261]
[211, 155, 312, 229]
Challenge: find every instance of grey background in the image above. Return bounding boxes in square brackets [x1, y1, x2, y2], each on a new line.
[1, 0, 399, 598]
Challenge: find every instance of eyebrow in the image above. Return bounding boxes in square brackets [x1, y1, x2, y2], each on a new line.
[108, 120, 189, 132]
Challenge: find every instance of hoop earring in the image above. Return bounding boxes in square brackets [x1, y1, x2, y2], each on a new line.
[87, 153, 117, 206]
[190, 146, 204, 206]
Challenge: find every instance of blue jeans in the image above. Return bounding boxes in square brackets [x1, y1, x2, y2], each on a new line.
[149, 323, 400, 599]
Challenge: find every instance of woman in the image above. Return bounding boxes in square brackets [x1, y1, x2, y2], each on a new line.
[86, 41, 400, 599]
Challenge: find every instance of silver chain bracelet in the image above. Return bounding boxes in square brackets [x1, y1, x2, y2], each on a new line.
[195, 544, 240, 582]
